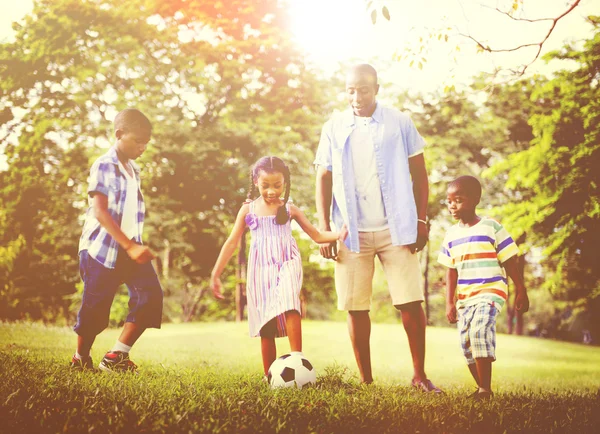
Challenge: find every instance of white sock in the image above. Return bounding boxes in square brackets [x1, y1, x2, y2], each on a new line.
[75, 351, 90, 360]
[290, 351, 303, 356]
[111, 340, 132, 354]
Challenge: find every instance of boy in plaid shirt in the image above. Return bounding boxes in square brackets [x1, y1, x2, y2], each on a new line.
[72, 108, 162, 373]
[438, 176, 529, 399]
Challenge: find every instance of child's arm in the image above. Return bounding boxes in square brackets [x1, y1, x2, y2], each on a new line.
[289, 204, 348, 244]
[502, 256, 530, 312]
[445, 267, 458, 324]
[92, 194, 155, 264]
[210, 203, 250, 299]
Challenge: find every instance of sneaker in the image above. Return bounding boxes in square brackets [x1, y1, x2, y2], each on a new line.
[98, 351, 138, 373]
[411, 378, 443, 394]
[473, 390, 494, 401]
[467, 388, 480, 399]
[70, 355, 95, 371]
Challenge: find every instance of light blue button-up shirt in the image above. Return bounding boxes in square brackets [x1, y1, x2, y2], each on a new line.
[314, 103, 425, 252]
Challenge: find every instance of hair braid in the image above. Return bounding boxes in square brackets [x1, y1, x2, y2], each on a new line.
[275, 167, 291, 225]
[247, 171, 256, 201]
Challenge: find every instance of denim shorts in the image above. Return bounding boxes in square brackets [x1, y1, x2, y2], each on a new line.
[74, 249, 163, 336]
[457, 302, 498, 365]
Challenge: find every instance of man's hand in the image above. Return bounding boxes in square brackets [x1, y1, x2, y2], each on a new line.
[319, 241, 338, 261]
[446, 303, 458, 324]
[126, 244, 156, 264]
[515, 290, 529, 313]
[210, 276, 225, 300]
[409, 221, 429, 253]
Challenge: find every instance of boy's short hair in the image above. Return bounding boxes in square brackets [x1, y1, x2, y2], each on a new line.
[449, 175, 482, 202]
[114, 108, 152, 133]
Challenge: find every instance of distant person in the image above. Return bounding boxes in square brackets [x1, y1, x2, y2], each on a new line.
[314, 63, 440, 392]
[210, 156, 347, 379]
[72, 108, 162, 373]
[438, 175, 529, 400]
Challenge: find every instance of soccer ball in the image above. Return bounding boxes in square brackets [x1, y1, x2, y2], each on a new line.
[267, 353, 317, 389]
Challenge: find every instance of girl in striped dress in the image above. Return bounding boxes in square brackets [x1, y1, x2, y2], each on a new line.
[210, 156, 347, 376]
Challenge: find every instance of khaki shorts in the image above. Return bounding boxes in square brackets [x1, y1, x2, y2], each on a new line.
[335, 229, 423, 311]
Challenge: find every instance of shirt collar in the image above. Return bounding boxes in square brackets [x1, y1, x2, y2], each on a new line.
[108, 146, 140, 174]
[343, 102, 382, 126]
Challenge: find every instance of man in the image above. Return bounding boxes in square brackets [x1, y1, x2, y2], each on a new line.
[314, 64, 440, 392]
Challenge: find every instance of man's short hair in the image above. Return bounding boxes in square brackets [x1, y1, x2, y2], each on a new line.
[114, 108, 152, 133]
[449, 175, 482, 202]
[350, 63, 378, 84]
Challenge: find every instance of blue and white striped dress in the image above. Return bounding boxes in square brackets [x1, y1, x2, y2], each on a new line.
[246, 201, 303, 338]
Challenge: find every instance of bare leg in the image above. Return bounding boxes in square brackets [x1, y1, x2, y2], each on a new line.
[117, 322, 146, 347]
[285, 310, 302, 352]
[77, 335, 96, 357]
[261, 337, 277, 375]
[475, 357, 493, 392]
[468, 363, 480, 386]
[397, 301, 427, 382]
[348, 310, 373, 384]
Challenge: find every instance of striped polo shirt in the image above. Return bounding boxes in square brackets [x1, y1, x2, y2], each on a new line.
[437, 217, 519, 310]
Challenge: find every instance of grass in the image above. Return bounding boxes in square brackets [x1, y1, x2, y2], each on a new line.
[1, 321, 599, 433]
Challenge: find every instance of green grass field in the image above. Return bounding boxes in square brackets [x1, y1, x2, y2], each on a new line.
[1, 321, 599, 433]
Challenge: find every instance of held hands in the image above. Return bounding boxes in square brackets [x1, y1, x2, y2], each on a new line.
[409, 220, 429, 254]
[210, 275, 225, 300]
[515, 290, 530, 313]
[126, 243, 156, 264]
[446, 303, 458, 324]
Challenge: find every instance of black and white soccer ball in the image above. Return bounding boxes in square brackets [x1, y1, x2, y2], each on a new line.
[267, 353, 317, 389]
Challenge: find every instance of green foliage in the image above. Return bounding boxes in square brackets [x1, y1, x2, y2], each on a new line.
[484, 22, 600, 323]
[1, 322, 600, 433]
[0, 0, 334, 322]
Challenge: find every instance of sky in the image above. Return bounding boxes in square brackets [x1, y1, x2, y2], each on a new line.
[0, 0, 597, 95]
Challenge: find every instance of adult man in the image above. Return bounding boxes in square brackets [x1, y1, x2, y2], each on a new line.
[314, 64, 440, 392]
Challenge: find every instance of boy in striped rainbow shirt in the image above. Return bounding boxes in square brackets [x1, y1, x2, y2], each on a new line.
[438, 175, 529, 400]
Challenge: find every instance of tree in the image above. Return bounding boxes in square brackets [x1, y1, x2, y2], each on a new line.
[0, 0, 337, 322]
[485, 18, 600, 340]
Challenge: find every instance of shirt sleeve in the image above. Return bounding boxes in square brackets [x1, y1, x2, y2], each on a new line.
[87, 160, 111, 197]
[313, 120, 333, 171]
[437, 235, 455, 268]
[402, 115, 426, 158]
[494, 221, 519, 263]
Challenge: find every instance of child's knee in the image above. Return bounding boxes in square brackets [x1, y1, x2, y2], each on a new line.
[260, 319, 278, 338]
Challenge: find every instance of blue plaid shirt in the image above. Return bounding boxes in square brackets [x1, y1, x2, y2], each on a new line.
[314, 103, 425, 253]
[79, 146, 145, 269]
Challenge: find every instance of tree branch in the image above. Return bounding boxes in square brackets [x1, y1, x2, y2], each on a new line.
[462, 0, 581, 76]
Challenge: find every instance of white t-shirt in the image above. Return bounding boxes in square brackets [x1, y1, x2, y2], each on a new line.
[118, 161, 139, 241]
[349, 116, 388, 231]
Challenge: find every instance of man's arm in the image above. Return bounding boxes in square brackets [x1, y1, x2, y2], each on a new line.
[408, 153, 429, 253]
[315, 166, 337, 260]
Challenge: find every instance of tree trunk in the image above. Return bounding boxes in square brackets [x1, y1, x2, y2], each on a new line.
[162, 239, 170, 280]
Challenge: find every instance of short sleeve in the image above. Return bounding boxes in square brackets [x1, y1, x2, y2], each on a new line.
[494, 221, 519, 263]
[402, 115, 426, 158]
[437, 235, 455, 268]
[87, 160, 111, 197]
[313, 120, 333, 171]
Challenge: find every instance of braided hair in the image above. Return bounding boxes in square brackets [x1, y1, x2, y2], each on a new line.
[248, 156, 291, 225]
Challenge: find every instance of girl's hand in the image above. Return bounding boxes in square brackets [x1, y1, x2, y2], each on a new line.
[446, 303, 458, 324]
[210, 276, 224, 300]
[338, 224, 349, 242]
